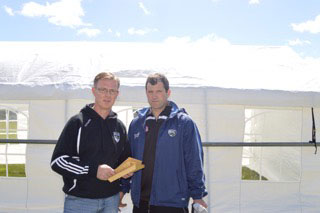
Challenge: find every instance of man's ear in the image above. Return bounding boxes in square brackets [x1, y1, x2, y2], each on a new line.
[91, 87, 96, 97]
[167, 89, 171, 98]
[116, 90, 120, 99]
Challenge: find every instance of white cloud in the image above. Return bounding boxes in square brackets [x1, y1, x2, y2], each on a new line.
[77, 28, 101, 37]
[138, 2, 150, 15]
[288, 39, 311, 46]
[4, 6, 14, 16]
[249, 0, 260, 4]
[115, 32, 121, 37]
[195, 34, 231, 45]
[20, 0, 90, 28]
[128, 27, 158, 35]
[106, 28, 122, 37]
[291, 15, 320, 34]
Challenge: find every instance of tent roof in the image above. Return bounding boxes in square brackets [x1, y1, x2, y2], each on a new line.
[0, 42, 319, 106]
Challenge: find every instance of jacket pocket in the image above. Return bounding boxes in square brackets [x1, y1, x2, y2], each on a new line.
[68, 179, 77, 192]
[176, 170, 188, 196]
[176, 170, 183, 193]
[155, 169, 186, 204]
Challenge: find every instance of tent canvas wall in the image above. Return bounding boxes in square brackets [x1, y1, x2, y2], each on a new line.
[0, 42, 319, 212]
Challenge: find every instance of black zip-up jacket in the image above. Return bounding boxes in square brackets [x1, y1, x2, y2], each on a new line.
[51, 104, 131, 199]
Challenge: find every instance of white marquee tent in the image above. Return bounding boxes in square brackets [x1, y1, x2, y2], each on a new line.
[0, 41, 320, 212]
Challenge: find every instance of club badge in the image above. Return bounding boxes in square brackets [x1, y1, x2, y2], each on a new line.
[134, 132, 140, 139]
[168, 129, 177, 137]
[113, 132, 120, 143]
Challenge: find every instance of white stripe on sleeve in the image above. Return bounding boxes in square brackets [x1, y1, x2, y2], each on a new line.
[77, 127, 81, 155]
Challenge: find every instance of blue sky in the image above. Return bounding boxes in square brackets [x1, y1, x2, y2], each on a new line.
[1, 0, 320, 57]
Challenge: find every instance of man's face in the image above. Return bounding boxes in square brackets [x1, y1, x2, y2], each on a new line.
[146, 82, 170, 112]
[92, 79, 119, 112]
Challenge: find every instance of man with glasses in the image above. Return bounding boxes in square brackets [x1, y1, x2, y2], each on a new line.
[51, 72, 131, 213]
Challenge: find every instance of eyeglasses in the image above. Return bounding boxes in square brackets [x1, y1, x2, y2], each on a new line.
[95, 87, 118, 95]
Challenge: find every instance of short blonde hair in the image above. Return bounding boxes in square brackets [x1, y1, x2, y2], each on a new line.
[93, 72, 120, 89]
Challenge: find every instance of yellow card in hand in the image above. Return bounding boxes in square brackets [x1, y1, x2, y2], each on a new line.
[108, 157, 145, 182]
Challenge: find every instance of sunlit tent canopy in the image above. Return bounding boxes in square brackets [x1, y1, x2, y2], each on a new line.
[0, 41, 319, 212]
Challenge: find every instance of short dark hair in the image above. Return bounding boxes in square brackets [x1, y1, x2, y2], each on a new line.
[93, 72, 120, 89]
[145, 73, 169, 92]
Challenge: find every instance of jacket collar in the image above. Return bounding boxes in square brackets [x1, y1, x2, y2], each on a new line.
[137, 101, 184, 119]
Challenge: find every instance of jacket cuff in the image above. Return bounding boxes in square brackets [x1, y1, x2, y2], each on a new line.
[120, 185, 130, 194]
[88, 164, 98, 178]
[192, 191, 208, 200]
[120, 178, 131, 193]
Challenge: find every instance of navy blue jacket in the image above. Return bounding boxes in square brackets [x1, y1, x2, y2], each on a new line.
[124, 101, 207, 208]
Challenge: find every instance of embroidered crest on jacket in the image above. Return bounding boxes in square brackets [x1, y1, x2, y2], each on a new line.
[134, 132, 140, 139]
[113, 132, 120, 143]
[168, 129, 177, 137]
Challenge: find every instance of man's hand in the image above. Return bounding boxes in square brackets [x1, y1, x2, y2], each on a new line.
[97, 164, 115, 181]
[122, 172, 133, 179]
[193, 199, 208, 208]
[119, 191, 127, 208]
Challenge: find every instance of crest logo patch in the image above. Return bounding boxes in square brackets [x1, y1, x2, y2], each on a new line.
[168, 129, 177, 137]
[134, 132, 140, 139]
[113, 132, 120, 143]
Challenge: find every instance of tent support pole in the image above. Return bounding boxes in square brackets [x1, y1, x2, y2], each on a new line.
[64, 100, 68, 123]
[203, 88, 211, 209]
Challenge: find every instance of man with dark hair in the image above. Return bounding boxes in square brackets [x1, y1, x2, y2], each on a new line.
[51, 72, 131, 213]
[121, 73, 207, 212]
[145, 73, 170, 91]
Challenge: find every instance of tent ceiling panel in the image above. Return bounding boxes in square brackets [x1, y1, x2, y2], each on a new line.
[0, 42, 319, 107]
